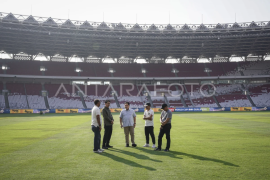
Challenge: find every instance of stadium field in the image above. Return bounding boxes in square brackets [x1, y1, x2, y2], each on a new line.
[0, 112, 269, 180]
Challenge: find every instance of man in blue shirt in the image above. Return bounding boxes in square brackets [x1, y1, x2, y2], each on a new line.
[120, 102, 137, 147]
[155, 103, 172, 152]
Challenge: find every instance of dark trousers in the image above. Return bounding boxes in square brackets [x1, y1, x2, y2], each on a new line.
[158, 123, 171, 150]
[103, 125, 113, 147]
[92, 125, 101, 151]
[145, 126, 155, 144]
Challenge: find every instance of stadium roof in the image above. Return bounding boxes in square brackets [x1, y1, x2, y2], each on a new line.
[0, 12, 270, 62]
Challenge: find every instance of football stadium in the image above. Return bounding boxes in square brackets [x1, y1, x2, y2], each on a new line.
[0, 1, 270, 179]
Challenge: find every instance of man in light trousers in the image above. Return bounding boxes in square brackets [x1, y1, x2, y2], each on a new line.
[120, 102, 137, 147]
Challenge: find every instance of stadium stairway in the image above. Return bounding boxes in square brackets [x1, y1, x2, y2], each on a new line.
[204, 63, 221, 107]
[1, 82, 9, 108]
[113, 93, 120, 108]
[44, 96, 50, 109]
[78, 91, 87, 109]
[23, 84, 30, 109]
[183, 84, 195, 107]
[163, 95, 170, 107]
[137, 84, 154, 107]
[140, 65, 155, 107]
[237, 62, 256, 107]
[110, 85, 120, 108]
[241, 84, 256, 107]
[172, 64, 189, 107]
[4, 91, 10, 108]
[74, 85, 88, 109]
[41, 83, 50, 109]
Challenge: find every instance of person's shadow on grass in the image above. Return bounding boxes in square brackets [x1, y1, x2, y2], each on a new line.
[109, 148, 163, 162]
[100, 151, 156, 171]
[136, 147, 239, 167]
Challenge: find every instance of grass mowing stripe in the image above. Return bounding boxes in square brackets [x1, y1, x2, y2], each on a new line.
[177, 112, 270, 135]
[0, 115, 90, 157]
[186, 112, 270, 123]
[0, 114, 89, 127]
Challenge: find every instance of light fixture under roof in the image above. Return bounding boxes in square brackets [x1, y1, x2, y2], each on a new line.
[204, 67, 212, 72]
[75, 67, 82, 72]
[2, 64, 9, 70]
[171, 68, 179, 73]
[108, 68, 115, 73]
[141, 68, 146, 73]
[40, 66, 47, 71]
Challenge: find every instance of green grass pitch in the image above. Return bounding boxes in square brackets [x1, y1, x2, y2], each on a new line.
[0, 112, 269, 180]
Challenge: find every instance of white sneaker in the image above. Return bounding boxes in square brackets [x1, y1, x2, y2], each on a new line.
[143, 144, 150, 147]
[93, 150, 103, 153]
[98, 149, 105, 152]
[152, 144, 156, 148]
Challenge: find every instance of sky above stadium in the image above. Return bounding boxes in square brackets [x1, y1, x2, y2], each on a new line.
[0, 0, 270, 24]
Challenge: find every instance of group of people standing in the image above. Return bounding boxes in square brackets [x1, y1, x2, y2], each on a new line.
[91, 100, 172, 153]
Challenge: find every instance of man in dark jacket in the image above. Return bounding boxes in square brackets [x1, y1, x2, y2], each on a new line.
[102, 100, 114, 149]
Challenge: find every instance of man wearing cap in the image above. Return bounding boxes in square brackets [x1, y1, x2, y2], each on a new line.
[155, 103, 172, 152]
[143, 103, 156, 148]
[120, 102, 137, 147]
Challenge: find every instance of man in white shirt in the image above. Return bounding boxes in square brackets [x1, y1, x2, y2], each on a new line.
[143, 103, 156, 148]
[91, 99, 104, 153]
